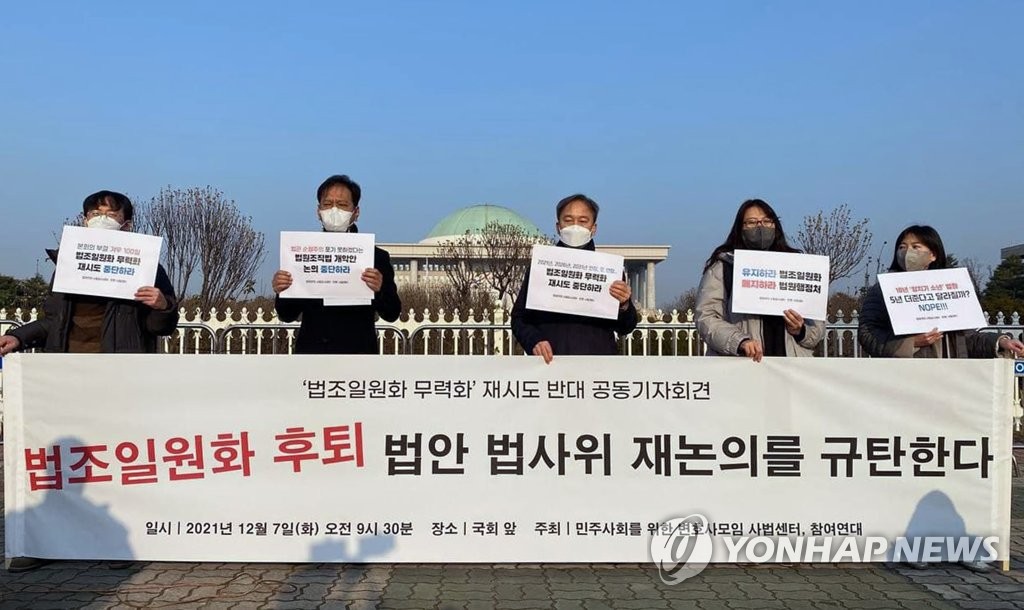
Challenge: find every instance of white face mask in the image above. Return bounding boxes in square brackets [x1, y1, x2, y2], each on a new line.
[559, 224, 592, 247]
[320, 208, 353, 232]
[85, 215, 124, 231]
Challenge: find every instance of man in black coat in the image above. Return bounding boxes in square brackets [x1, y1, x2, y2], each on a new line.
[0, 190, 178, 357]
[511, 193, 637, 363]
[272, 175, 401, 354]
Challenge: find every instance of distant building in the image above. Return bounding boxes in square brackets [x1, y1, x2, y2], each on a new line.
[1001, 244, 1024, 260]
[380, 204, 670, 311]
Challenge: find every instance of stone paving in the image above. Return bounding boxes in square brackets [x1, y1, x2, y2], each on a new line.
[3, 460, 1024, 609]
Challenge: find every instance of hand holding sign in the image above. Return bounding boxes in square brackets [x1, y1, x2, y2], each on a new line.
[783, 309, 805, 336]
[998, 336, 1024, 357]
[609, 280, 631, 309]
[134, 286, 169, 310]
[272, 270, 293, 294]
[361, 268, 383, 293]
[913, 328, 943, 348]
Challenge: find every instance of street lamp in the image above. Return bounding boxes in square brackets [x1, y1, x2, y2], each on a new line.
[874, 241, 889, 275]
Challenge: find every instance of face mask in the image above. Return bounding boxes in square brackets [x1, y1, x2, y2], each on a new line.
[741, 226, 775, 250]
[559, 224, 592, 248]
[320, 208, 353, 233]
[86, 215, 124, 231]
[897, 249, 931, 272]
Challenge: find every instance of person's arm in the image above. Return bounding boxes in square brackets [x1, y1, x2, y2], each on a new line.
[615, 297, 638, 336]
[371, 249, 401, 322]
[510, 268, 544, 354]
[141, 264, 179, 336]
[694, 261, 748, 355]
[962, 330, 1006, 359]
[274, 294, 305, 323]
[857, 283, 916, 357]
[798, 318, 825, 350]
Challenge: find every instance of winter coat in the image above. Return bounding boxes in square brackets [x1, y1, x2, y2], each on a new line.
[695, 254, 823, 357]
[275, 246, 401, 354]
[511, 240, 638, 356]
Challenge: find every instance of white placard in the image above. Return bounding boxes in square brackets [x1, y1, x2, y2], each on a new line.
[525, 245, 624, 320]
[877, 268, 986, 335]
[279, 232, 375, 301]
[52, 226, 162, 300]
[3, 355, 1012, 563]
[731, 250, 831, 320]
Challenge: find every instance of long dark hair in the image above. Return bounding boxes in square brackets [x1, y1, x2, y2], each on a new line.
[887, 225, 947, 272]
[703, 199, 799, 272]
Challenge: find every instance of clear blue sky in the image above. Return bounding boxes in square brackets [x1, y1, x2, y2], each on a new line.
[2, 1, 1021, 303]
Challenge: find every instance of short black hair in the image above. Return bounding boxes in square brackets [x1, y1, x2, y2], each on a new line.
[83, 190, 134, 221]
[556, 193, 599, 221]
[888, 225, 948, 271]
[317, 174, 362, 206]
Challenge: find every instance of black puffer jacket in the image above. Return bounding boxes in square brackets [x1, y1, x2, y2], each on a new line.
[511, 241, 638, 356]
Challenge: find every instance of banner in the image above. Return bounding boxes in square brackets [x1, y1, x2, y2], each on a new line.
[877, 268, 986, 334]
[731, 250, 830, 320]
[279, 231, 374, 303]
[525, 245, 624, 319]
[53, 226, 162, 300]
[3, 355, 1013, 563]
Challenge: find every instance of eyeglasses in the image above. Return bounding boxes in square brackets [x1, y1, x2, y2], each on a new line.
[319, 200, 354, 210]
[742, 218, 776, 229]
[85, 210, 125, 220]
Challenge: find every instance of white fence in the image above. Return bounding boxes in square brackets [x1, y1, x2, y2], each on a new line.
[2, 306, 1022, 357]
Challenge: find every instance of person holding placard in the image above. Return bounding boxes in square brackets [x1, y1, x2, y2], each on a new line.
[695, 199, 823, 362]
[271, 175, 401, 354]
[859, 225, 1023, 359]
[511, 193, 637, 363]
[0, 191, 178, 357]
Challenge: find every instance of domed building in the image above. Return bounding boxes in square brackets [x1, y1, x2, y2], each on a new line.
[380, 204, 670, 311]
[419, 204, 546, 245]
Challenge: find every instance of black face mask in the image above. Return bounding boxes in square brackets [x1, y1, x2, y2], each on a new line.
[742, 227, 776, 250]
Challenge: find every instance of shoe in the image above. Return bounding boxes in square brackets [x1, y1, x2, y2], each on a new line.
[906, 561, 929, 569]
[106, 561, 133, 569]
[8, 557, 52, 572]
[961, 560, 993, 573]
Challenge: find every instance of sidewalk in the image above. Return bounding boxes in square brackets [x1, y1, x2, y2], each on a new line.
[3, 464, 1024, 609]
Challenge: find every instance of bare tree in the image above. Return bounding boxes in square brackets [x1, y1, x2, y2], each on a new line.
[138, 186, 266, 311]
[435, 221, 550, 311]
[795, 203, 873, 283]
[480, 221, 550, 304]
[435, 235, 486, 312]
[136, 187, 200, 301]
[660, 287, 698, 316]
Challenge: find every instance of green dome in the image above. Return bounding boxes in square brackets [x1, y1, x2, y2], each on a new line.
[420, 204, 545, 244]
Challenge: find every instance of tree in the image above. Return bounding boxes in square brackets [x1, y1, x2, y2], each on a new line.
[0, 274, 51, 313]
[982, 255, 1024, 317]
[796, 204, 873, 284]
[660, 287, 698, 316]
[137, 186, 266, 312]
[435, 221, 549, 311]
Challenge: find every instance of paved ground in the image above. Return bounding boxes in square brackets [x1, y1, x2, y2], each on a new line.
[4, 460, 1024, 609]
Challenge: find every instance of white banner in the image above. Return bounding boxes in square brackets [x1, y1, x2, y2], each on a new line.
[53, 226, 162, 300]
[525, 245, 623, 320]
[279, 231, 374, 302]
[877, 268, 987, 335]
[3, 355, 1013, 564]
[731, 250, 830, 320]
